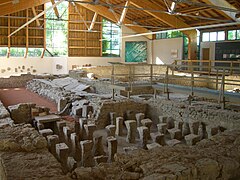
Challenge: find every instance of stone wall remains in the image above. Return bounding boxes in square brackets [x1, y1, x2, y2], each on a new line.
[72, 130, 240, 179]
[145, 98, 240, 130]
[0, 101, 70, 179]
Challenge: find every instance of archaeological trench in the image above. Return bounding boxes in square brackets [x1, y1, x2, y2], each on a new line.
[0, 66, 240, 180]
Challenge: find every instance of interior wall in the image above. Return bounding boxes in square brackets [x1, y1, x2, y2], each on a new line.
[0, 56, 123, 77]
[0, 25, 155, 77]
[67, 57, 121, 70]
[121, 26, 152, 63]
[0, 57, 53, 77]
[200, 42, 216, 60]
[152, 37, 183, 64]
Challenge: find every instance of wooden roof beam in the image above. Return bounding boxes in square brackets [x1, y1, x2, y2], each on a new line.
[50, 0, 60, 18]
[89, 12, 98, 31]
[177, 6, 209, 14]
[0, 0, 50, 16]
[201, 0, 239, 21]
[130, 0, 197, 59]
[118, 1, 130, 25]
[31, 7, 41, 27]
[76, 1, 152, 39]
[130, 0, 190, 29]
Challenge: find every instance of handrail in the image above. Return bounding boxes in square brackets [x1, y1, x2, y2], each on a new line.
[109, 63, 240, 107]
[174, 59, 240, 75]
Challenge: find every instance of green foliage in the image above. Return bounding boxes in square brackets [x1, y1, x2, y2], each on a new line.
[10, 48, 25, 57]
[45, 2, 68, 56]
[0, 48, 7, 56]
[102, 18, 120, 57]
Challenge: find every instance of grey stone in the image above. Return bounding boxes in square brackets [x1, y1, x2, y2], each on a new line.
[125, 120, 137, 143]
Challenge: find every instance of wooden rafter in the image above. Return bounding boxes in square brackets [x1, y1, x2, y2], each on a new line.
[130, 0, 197, 59]
[201, 0, 237, 21]
[130, 0, 190, 29]
[31, 7, 41, 27]
[72, 2, 90, 30]
[76, 1, 152, 39]
[119, 1, 130, 25]
[50, 0, 60, 18]
[0, 0, 50, 16]
[89, 12, 98, 31]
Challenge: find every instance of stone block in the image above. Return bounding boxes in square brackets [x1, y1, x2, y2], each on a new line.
[168, 128, 182, 140]
[80, 140, 94, 167]
[109, 112, 117, 125]
[63, 126, 71, 145]
[56, 121, 66, 142]
[84, 124, 96, 140]
[125, 120, 137, 143]
[174, 121, 183, 130]
[185, 134, 201, 145]
[93, 136, 105, 156]
[82, 105, 93, 118]
[72, 107, 82, 116]
[105, 125, 116, 137]
[47, 134, 59, 158]
[157, 123, 167, 134]
[39, 129, 53, 138]
[107, 136, 117, 163]
[56, 143, 69, 172]
[115, 117, 124, 136]
[67, 157, 77, 172]
[35, 114, 61, 124]
[137, 126, 148, 149]
[166, 139, 181, 146]
[189, 121, 200, 135]
[94, 155, 108, 165]
[158, 116, 168, 123]
[182, 122, 190, 136]
[135, 113, 145, 127]
[206, 126, 219, 138]
[58, 98, 68, 112]
[150, 132, 165, 146]
[166, 117, 175, 129]
[141, 118, 152, 139]
[70, 133, 81, 161]
[146, 143, 162, 150]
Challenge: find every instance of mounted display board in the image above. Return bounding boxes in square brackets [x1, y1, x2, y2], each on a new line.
[125, 41, 147, 62]
[215, 41, 240, 67]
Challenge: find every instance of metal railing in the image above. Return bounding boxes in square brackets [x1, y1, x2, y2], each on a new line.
[109, 62, 240, 108]
[173, 59, 240, 75]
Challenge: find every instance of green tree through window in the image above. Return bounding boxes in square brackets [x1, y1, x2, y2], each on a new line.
[45, 2, 68, 56]
[102, 18, 121, 57]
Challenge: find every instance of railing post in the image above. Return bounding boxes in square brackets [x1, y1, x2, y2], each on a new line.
[150, 64, 153, 85]
[191, 67, 194, 96]
[218, 68, 225, 109]
[208, 60, 211, 76]
[111, 64, 115, 100]
[165, 66, 170, 100]
[230, 61, 233, 75]
[216, 69, 219, 90]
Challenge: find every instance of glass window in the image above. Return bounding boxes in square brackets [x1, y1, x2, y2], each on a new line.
[28, 48, 43, 57]
[102, 18, 121, 57]
[45, 2, 68, 56]
[10, 48, 25, 57]
[202, 32, 209, 42]
[217, 31, 225, 41]
[0, 47, 7, 57]
[237, 30, 240, 40]
[209, 32, 217, 41]
[228, 30, 236, 40]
